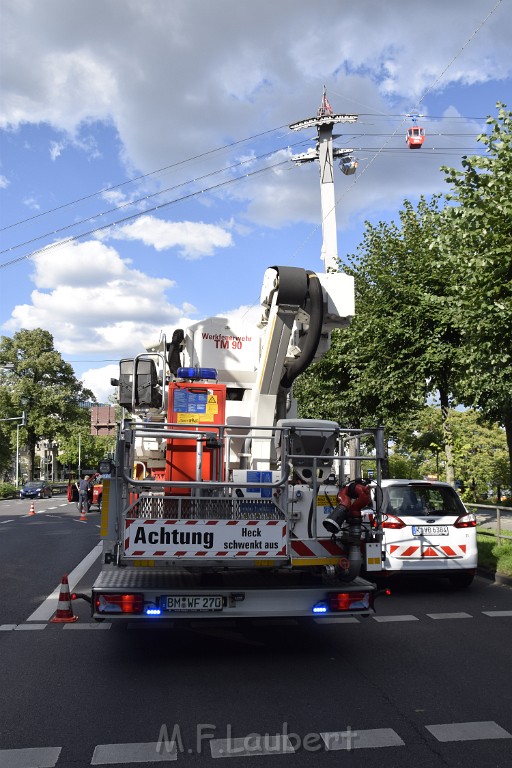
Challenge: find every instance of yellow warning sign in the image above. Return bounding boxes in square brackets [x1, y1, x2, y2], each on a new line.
[177, 413, 200, 424]
[208, 395, 217, 404]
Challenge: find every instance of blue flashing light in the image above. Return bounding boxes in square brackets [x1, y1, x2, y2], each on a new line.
[177, 367, 218, 381]
[145, 607, 162, 616]
[312, 602, 328, 614]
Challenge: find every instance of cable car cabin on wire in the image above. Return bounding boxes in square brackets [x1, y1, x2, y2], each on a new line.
[406, 124, 425, 148]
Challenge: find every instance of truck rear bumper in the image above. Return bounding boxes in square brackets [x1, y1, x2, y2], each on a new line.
[91, 567, 376, 621]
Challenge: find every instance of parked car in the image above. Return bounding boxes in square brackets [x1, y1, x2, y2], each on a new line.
[367, 479, 477, 588]
[20, 480, 53, 499]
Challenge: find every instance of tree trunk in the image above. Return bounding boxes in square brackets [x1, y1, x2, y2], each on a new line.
[440, 388, 455, 487]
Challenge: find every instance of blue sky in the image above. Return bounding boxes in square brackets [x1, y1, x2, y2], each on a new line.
[1, 0, 510, 401]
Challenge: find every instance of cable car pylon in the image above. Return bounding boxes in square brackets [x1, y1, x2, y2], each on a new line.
[289, 87, 358, 271]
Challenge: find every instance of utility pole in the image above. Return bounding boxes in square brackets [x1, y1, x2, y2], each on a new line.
[289, 87, 358, 272]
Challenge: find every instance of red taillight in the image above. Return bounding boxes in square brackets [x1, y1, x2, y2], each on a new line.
[454, 513, 477, 528]
[382, 514, 406, 529]
[328, 591, 372, 612]
[95, 593, 144, 614]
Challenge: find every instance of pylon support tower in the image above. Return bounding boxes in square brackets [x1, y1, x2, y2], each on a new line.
[289, 87, 358, 272]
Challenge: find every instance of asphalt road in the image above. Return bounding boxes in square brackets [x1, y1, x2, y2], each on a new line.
[1, 497, 511, 768]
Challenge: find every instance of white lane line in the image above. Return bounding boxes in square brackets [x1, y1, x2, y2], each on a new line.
[63, 623, 112, 630]
[427, 612, 472, 620]
[372, 615, 419, 622]
[210, 735, 294, 758]
[483, 610, 512, 617]
[0, 746, 61, 767]
[25, 542, 102, 622]
[14, 624, 47, 631]
[426, 721, 512, 742]
[0, 624, 17, 631]
[321, 728, 404, 750]
[0, 519, 14, 524]
[91, 742, 177, 764]
[314, 617, 360, 624]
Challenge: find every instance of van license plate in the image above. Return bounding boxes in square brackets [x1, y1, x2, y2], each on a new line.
[412, 526, 449, 536]
[166, 595, 223, 612]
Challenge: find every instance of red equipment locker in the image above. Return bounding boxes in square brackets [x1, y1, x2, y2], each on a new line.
[165, 381, 226, 494]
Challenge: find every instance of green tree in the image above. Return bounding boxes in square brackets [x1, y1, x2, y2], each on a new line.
[57, 425, 115, 476]
[441, 103, 512, 489]
[0, 329, 95, 480]
[296, 196, 461, 481]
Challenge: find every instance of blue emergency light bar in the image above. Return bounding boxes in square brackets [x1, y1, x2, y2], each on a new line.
[177, 367, 218, 381]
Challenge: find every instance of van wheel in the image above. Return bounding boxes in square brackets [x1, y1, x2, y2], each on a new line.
[448, 572, 474, 588]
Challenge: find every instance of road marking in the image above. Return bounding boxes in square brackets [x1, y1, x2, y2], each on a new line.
[314, 617, 360, 624]
[91, 742, 177, 764]
[427, 612, 472, 620]
[63, 623, 112, 630]
[0, 624, 17, 631]
[0, 519, 14, 524]
[372, 615, 419, 622]
[482, 610, 512, 617]
[426, 721, 512, 742]
[25, 542, 103, 622]
[14, 624, 47, 630]
[0, 746, 61, 767]
[210, 735, 294, 758]
[321, 728, 404, 750]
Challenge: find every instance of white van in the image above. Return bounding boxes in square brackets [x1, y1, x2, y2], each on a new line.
[369, 479, 477, 587]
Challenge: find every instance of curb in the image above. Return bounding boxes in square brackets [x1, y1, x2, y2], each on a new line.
[477, 567, 512, 587]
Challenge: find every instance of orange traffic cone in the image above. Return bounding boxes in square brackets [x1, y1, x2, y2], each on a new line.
[28, 502, 36, 516]
[79, 506, 87, 522]
[50, 574, 79, 623]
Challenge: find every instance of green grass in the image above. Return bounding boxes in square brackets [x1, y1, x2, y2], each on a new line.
[477, 529, 512, 577]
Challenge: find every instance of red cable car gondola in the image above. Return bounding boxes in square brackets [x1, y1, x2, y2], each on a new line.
[406, 114, 425, 148]
[406, 125, 425, 148]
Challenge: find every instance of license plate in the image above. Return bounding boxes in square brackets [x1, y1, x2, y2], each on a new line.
[412, 526, 449, 536]
[166, 595, 223, 612]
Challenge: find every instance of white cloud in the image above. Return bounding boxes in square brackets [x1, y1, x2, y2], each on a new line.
[2, 239, 193, 355]
[81, 364, 118, 403]
[112, 215, 233, 259]
[1, 1, 509, 158]
[0, 174, 9, 188]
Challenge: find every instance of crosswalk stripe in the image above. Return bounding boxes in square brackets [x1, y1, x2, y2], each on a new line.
[0, 746, 61, 767]
[321, 728, 404, 750]
[426, 721, 512, 742]
[91, 741, 177, 764]
[210, 735, 294, 758]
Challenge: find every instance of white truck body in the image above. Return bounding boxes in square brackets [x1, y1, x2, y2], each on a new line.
[91, 266, 385, 622]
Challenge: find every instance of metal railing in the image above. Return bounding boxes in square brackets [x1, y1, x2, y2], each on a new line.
[466, 503, 512, 545]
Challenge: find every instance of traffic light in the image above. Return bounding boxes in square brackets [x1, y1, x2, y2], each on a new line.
[21, 411, 27, 426]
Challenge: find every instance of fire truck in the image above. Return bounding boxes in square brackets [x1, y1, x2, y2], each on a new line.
[91, 265, 386, 621]
[90, 92, 386, 621]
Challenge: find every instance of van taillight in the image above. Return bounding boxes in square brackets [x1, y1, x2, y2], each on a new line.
[454, 513, 476, 528]
[382, 514, 406, 529]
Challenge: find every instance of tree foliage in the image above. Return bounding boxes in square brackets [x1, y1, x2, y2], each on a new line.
[296, 195, 461, 479]
[296, 102, 511, 489]
[441, 102, 512, 489]
[0, 329, 95, 480]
